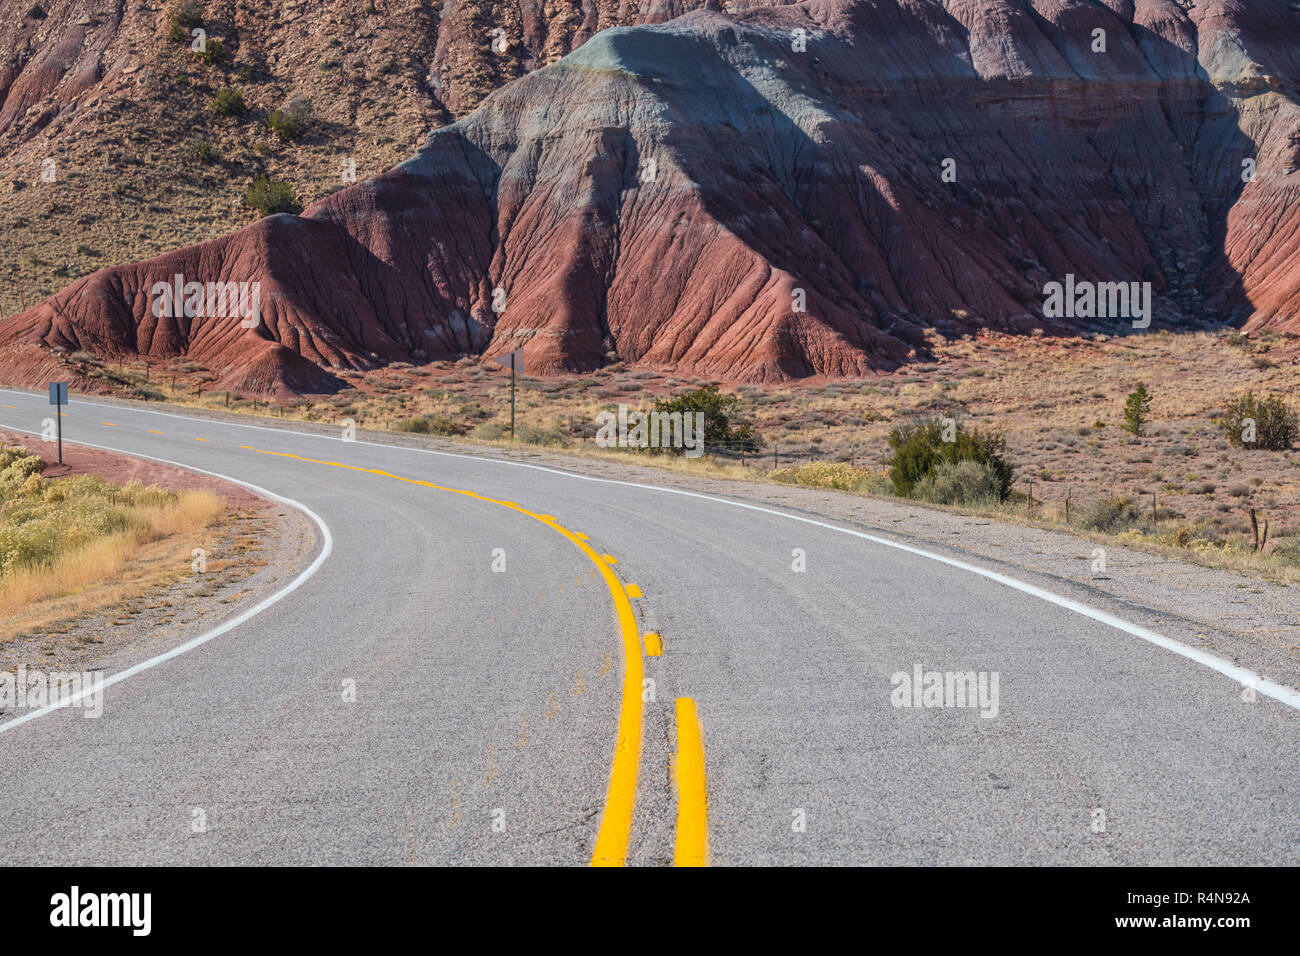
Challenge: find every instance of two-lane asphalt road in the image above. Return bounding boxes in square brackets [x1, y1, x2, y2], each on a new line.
[0, 388, 1295, 865]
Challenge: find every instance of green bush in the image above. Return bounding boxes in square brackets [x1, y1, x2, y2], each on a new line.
[886, 418, 1013, 500]
[193, 140, 218, 163]
[194, 36, 225, 65]
[166, 1, 202, 41]
[395, 415, 467, 437]
[212, 87, 245, 117]
[1220, 392, 1298, 450]
[651, 384, 761, 455]
[911, 459, 1004, 506]
[244, 176, 300, 216]
[1079, 496, 1143, 534]
[266, 99, 312, 142]
[1123, 382, 1152, 436]
[131, 385, 166, 401]
[517, 425, 565, 447]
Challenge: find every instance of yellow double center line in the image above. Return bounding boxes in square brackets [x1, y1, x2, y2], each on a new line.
[250, 448, 646, 866]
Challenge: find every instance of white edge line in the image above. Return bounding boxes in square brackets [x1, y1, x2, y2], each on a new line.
[3, 387, 1297, 711]
[0, 426, 334, 736]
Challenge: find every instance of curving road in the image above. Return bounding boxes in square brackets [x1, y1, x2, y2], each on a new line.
[0, 388, 1296, 866]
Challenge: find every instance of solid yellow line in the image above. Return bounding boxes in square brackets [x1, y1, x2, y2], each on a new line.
[644, 633, 663, 656]
[252, 448, 644, 866]
[149, 430, 163, 434]
[101, 421, 117, 426]
[673, 698, 709, 866]
[626, 584, 642, 598]
[0, 404, 17, 409]
[194, 437, 210, 442]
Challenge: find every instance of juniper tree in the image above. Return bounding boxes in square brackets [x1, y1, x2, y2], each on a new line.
[1123, 382, 1151, 437]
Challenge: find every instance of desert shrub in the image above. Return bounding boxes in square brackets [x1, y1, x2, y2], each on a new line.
[194, 36, 225, 65]
[244, 176, 300, 216]
[886, 419, 1014, 500]
[651, 384, 761, 454]
[473, 423, 509, 441]
[165, 1, 202, 41]
[0, 446, 45, 488]
[395, 415, 466, 437]
[517, 425, 565, 447]
[1220, 392, 1298, 450]
[0, 468, 152, 576]
[266, 98, 312, 141]
[769, 461, 879, 492]
[212, 87, 245, 116]
[194, 140, 218, 163]
[1079, 496, 1143, 534]
[910, 459, 1003, 506]
[1273, 539, 1300, 568]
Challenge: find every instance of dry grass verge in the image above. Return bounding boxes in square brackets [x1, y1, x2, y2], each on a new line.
[0, 444, 223, 639]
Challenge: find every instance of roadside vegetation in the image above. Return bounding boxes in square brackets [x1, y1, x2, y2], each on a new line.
[0, 445, 222, 624]
[1219, 392, 1298, 450]
[770, 461, 886, 493]
[886, 418, 1014, 504]
[34, 330, 1300, 581]
[651, 385, 761, 455]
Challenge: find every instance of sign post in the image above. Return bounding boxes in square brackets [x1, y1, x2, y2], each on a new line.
[491, 349, 525, 442]
[48, 381, 68, 464]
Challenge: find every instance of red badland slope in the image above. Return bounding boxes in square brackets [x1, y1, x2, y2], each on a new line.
[2, 0, 1298, 395]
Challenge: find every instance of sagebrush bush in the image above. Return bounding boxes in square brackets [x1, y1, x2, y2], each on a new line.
[195, 36, 225, 64]
[1220, 392, 1298, 450]
[910, 459, 1003, 506]
[517, 425, 565, 447]
[395, 415, 467, 437]
[245, 176, 300, 216]
[769, 461, 880, 492]
[1274, 539, 1300, 568]
[212, 86, 245, 117]
[166, 0, 202, 41]
[266, 99, 312, 141]
[0, 448, 219, 582]
[886, 419, 1013, 500]
[1079, 496, 1144, 534]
